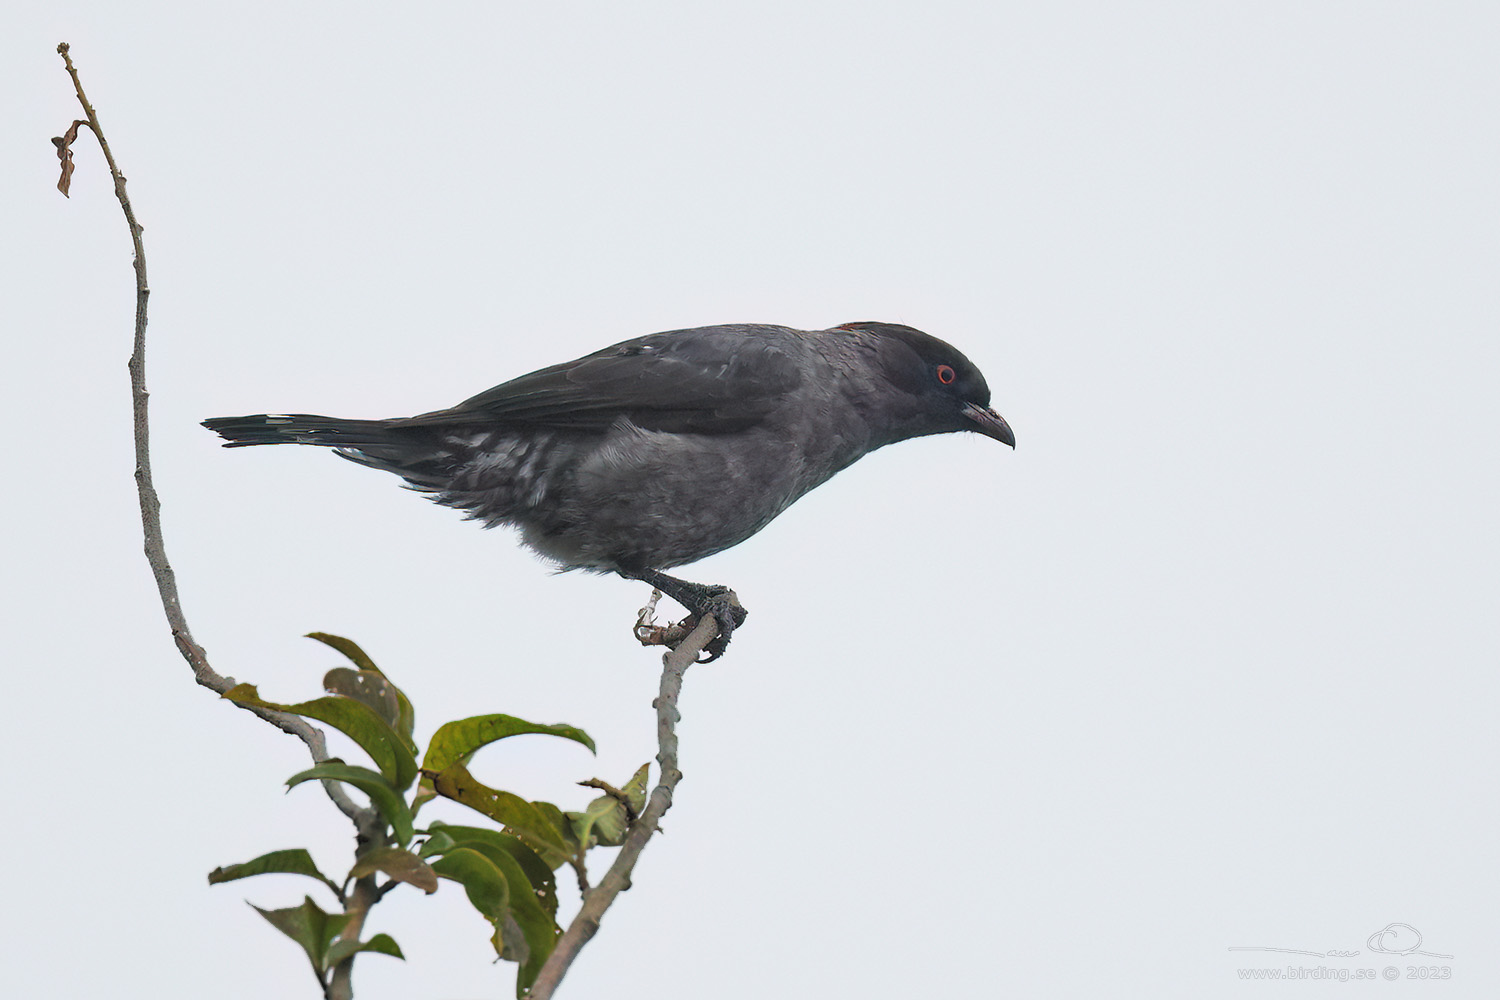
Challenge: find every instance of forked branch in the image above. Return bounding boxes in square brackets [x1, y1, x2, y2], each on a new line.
[56, 44, 716, 999]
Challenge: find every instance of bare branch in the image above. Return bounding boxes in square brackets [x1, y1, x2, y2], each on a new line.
[528, 614, 718, 999]
[54, 42, 362, 823]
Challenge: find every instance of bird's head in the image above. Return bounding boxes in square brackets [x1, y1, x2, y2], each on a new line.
[833, 321, 1015, 448]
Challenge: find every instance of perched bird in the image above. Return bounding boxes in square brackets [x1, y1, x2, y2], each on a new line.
[204, 321, 1014, 659]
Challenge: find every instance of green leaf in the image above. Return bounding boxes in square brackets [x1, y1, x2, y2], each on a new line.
[496, 914, 530, 967]
[570, 764, 650, 848]
[304, 632, 379, 672]
[208, 848, 340, 897]
[224, 683, 417, 791]
[568, 795, 624, 851]
[425, 823, 558, 916]
[322, 666, 395, 718]
[481, 846, 560, 993]
[410, 782, 439, 817]
[322, 668, 418, 756]
[621, 762, 649, 815]
[417, 712, 594, 817]
[428, 762, 573, 861]
[306, 633, 416, 743]
[325, 933, 405, 968]
[529, 801, 581, 868]
[427, 837, 559, 993]
[348, 845, 438, 894]
[507, 907, 560, 996]
[253, 896, 350, 976]
[432, 847, 509, 924]
[423, 715, 595, 776]
[417, 830, 457, 858]
[287, 761, 415, 847]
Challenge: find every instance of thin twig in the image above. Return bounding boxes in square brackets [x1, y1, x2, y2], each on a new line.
[54, 42, 361, 822]
[567, 857, 590, 896]
[527, 614, 716, 999]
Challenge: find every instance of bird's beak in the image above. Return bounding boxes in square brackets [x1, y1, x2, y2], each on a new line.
[962, 403, 1015, 448]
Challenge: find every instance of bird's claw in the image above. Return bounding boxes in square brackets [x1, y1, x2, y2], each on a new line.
[631, 584, 747, 661]
[683, 593, 748, 662]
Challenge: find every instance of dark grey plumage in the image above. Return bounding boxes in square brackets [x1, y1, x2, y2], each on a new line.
[204, 321, 1013, 659]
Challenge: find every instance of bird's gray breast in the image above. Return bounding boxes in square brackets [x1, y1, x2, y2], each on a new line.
[523, 420, 812, 571]
[432, 370, 875, 572]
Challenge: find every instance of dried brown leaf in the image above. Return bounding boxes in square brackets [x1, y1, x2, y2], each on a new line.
[52, 119, 87, 197]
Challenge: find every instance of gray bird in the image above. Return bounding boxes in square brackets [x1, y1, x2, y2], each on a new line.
[203, 321, 1014, 659]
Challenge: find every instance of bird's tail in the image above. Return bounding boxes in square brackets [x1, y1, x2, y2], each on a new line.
[203, 413, 465, 491]
[202, 413, 403, 449]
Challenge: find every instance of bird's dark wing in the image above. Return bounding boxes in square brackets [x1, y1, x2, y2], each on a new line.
[395, 326, 804, 434]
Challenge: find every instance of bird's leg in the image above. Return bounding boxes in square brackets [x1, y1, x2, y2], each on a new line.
[623, 569, 748, 662]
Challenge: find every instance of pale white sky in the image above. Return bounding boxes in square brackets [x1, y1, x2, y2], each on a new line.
[5, 3, 1498, 998]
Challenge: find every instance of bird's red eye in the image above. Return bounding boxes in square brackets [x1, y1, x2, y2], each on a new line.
[936, 364, 956, 385]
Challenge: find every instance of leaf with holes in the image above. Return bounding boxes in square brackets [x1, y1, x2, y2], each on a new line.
[425, 822, 558, 916]
[322, 667, 417, 756]
[426, 838, 558, 994]
[225, 683, 417, 791]
[620, 762, 649, 814]
[432, 847, 510, 925]
[528, 801, 581, 869]
[307, 632, 416, 744]
[428, 762, 574, 863]
[482, 845, 560, 994]
[415, 714, 595, 816]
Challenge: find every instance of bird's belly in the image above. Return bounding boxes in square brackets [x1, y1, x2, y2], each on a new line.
[520, 426, 816, 572]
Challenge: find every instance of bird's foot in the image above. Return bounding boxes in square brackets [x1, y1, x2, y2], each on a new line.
[633, 591, 691, 648]
[680, 588, 748, 662]
[627, 571, 748, 662]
